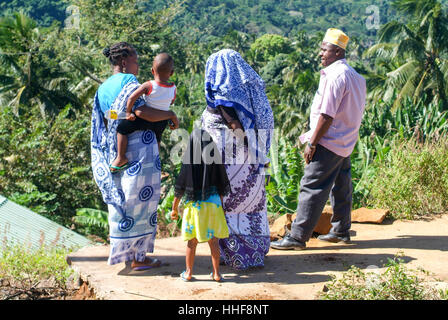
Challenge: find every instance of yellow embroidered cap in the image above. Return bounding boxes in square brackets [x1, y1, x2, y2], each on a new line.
[323, 28, 349, 50]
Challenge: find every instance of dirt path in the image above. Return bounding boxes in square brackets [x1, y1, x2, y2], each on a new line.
[67, 214, 448, 300]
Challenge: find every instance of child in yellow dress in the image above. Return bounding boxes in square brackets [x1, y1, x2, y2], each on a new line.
[171, 129, 230, 282]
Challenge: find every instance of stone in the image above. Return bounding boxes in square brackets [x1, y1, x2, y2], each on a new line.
[269, 205, 334, 240]
[352, 208, 389, 224]
[314, 205, 333, 235]
[270, 213, 293, 240]
[73, 281, 96, 300]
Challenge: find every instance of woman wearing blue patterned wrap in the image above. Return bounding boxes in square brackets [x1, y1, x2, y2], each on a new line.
[91, 42, 179, 270]
[201, 49, 274, 270]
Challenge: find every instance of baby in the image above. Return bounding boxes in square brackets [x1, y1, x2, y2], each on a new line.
[110, 53, 176, 173]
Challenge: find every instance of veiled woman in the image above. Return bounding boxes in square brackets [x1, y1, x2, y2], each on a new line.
[90, 42, 178, 270]
[201, 49, 274, 270]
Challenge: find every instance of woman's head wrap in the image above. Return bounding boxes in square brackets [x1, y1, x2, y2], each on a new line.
[204, 49, 274, 158]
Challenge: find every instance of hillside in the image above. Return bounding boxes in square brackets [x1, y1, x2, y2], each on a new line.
[0, 0, 407, 41]
[152, 0, 398, 42]
[0, 0, 67, 27]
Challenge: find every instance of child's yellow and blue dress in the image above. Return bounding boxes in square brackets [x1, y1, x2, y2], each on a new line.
[181, 190, 229, 242]
[174, 129, 231, 243]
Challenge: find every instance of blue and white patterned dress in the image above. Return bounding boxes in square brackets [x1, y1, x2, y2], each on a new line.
[202, 49, 274, 270]
[91, 81, 161, 265]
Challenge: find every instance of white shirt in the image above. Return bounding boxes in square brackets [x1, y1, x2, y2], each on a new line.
[144, 80, 176, 111]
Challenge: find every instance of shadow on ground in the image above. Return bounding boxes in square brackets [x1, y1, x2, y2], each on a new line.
[96, 252, 417, 285]
[307, 235, 448, 251]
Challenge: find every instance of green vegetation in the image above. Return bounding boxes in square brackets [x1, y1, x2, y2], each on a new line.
[365, 137, 448, 219]
[0, 0, 67, 27]
[0, 105, 101, 226]
[150, 0, 399, 42]
[320, 255, 447, 300]
[365, 0, 448, 109]
[266, 134, 304, 215]
[0, 0, 448, 242]
[0, 244, 76, 299]
[74, 208, 109, 241]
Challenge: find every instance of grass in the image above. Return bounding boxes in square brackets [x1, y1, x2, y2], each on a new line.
[365, 137, 448, 219]
[320, 255, 448, 300]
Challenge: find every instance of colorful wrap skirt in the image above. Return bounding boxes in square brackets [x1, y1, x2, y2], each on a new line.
[181, 194, 229, 243]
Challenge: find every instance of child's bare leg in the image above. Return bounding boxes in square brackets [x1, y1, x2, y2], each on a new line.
[208, 237, 221, 281]
[111, 133, 129, 167]
[185, 238, 198, 280]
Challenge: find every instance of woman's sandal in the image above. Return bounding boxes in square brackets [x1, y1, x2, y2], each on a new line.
[131, 258, 162, 271]
[110, 162, 129, 173]
[210, 272, 224, 282]
[180, 270, 193, 282]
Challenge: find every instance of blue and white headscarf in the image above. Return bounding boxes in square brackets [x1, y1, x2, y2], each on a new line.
[204, 49, 274, 155]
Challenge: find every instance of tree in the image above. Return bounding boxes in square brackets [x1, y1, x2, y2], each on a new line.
[0, 12, 83, 117]
[70, 0, 185, 81]
[365, 0, 448, 109]
[248, 34, 293, 69]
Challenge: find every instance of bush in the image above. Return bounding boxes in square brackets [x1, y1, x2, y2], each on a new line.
[266, 134, 304, 215]
[0, 244, 76, 300]
[0, 105, 105, 227]
[365, 137, 448, 219]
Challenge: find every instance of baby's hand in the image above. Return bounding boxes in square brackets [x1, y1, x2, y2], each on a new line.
[170, 209, 179, 220]
[126, 112, 136, 121]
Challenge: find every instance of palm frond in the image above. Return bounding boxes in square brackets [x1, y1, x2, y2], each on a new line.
[378, 21, 406, 43]
[396, 38, 426, 60]
[386, 60, 420, 87]
[364, 43, 398, 60]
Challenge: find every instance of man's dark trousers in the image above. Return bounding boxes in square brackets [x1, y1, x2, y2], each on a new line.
[290, 144, 352, 243]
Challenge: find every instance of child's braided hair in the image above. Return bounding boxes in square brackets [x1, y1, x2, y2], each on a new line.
[103, 42, 136, 66]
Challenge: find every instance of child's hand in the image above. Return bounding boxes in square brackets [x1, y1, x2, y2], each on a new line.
[126, 112, 136, 121]
[170, 209, 179, 220]
[169, 113, 179, 130]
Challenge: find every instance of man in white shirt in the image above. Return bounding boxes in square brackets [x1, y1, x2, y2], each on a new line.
[271, 28, 367, 250]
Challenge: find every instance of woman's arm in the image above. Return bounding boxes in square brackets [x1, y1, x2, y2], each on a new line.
[134, 106, 179, 129]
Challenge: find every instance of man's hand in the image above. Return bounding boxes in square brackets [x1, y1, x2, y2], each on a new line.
[304, 144, 316, 164]
[304, 113, 333, 164]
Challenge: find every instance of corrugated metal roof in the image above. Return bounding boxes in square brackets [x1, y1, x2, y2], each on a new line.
[0, 195, 94, 251]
